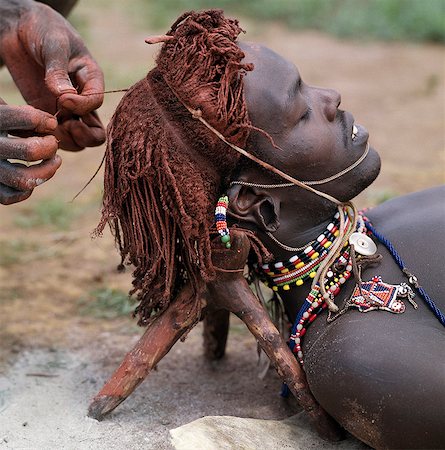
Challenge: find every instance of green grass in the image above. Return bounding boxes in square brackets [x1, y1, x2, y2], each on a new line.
[138, 0, 445, 42]
[78, 288, 135, 319]
[14, 197, 77, 230]
[0, 239, 40, 267]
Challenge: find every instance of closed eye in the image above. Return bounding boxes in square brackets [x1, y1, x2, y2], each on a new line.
[300, 106, 312, 121]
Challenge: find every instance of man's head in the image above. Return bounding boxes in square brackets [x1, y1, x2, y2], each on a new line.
[98, 10, 380, 322]
[227, 42, 381, 252]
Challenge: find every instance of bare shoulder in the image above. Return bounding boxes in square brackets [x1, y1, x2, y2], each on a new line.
[366, 185, 444, 235]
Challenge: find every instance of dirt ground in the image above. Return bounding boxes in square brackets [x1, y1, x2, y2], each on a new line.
[0, 2, 444, 449]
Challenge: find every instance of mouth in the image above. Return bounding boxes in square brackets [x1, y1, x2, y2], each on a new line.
[351, 122, 369, 146]
[344, 111, 369, 146]
[351, 124, 358, 141]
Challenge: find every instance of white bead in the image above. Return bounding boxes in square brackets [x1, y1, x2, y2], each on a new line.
[339, 277, 346, 284]
[317, 234, 325, 242]
[294, 338, 300, 344]
[274, 262, 284, 269]
[323, 293, 330, 299]
[303, 312, 310, 319]
[312, 301, 319, 308]
[327, 271, 334, 278]
[346, 265, 352, 271]
[297, 351, 303, 359]
[297, 324, 303, 331]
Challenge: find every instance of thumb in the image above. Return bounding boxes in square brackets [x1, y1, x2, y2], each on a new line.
[41, 38, 78, 98]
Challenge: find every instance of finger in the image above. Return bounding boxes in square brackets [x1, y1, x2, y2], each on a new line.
[55, 113, 105, 151]
[40, 32, 78, 98]
[53, 125, 83, 152]
[0, 105, 58, 133]
[0, 135, 58, 161]
[0, 183, 33, 205]
[0, 155, 62, 191]
[58, 57, 104, 115]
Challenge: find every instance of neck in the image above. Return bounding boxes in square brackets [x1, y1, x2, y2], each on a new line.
[264, 196, 338, 260]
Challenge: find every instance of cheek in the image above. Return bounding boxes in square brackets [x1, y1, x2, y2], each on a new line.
[280, 127, 338, 175]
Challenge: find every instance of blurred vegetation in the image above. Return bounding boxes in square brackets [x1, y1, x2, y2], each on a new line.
[0, 239, 40, 267]
[79, 287, 135, 319]
[139, 0, 445, 42]
[14, 197, 77, 230]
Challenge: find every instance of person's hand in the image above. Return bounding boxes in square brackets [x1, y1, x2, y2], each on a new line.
[0, 1, 105, 151]
[0, 99, 61, 204]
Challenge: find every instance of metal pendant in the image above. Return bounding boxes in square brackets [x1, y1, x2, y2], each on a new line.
[349, 276, 417, 314]
[349, 232, 377, 256]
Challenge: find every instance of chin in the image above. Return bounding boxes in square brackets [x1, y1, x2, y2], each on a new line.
[335, 146, 381, 202]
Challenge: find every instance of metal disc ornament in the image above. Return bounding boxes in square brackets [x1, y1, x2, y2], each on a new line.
[349, 232, 377, 256]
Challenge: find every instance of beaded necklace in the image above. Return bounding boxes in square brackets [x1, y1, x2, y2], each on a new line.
[260, 214, 368, 365]
[257, 211, 352, 292]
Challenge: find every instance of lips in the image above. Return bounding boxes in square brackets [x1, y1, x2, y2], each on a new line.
[344, 111, 369, 147]
[351, 123, 369, 146]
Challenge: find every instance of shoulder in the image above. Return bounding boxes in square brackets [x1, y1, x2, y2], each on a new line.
[366, 185, 444, 234]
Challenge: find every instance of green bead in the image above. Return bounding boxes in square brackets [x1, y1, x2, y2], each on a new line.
[221, 234, 230, 243]
[225, 242, 231, 249]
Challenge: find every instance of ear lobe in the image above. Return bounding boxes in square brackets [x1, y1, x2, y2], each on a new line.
[227, 185, 280, 233]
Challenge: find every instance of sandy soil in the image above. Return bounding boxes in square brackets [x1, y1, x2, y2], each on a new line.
[0, 2, 443, 449]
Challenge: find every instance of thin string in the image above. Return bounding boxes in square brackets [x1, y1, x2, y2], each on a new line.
[230, 143, 369, 188]
[55, 88, 129, 201]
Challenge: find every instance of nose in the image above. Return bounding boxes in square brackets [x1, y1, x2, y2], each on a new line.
[321, 88, 341, 122]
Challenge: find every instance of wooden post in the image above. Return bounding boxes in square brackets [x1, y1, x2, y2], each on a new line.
[206, 230, 342, 441]
[88, 283, 200, 420]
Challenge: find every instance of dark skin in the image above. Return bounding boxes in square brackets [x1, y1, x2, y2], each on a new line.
[229, 44, 445, 449]
[0, 0, 105, 205]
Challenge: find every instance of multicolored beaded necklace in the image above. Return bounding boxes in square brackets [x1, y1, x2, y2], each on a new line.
[257, 211, 351, 292]
[259, 213, 369, 365]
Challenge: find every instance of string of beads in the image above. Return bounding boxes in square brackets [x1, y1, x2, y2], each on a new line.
[215, 196, 231, 248]
[257, 211, 351, 291]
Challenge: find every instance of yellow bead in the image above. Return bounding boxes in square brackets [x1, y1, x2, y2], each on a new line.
[281, 268, 289, 274]
[267, 271, 274, 276]
[296, 279, 304, 286]
[296, 262, 305, 269]
[323, 241, 332, 249]
[309, 272, 316, 278]
[283, 284, 290, 291]
[272, 286, 278, 291]
[310, 252, 319, 260]
[334, 230, 340, 237]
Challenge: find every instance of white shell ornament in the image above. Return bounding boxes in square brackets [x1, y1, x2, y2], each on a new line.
[349, 232, 377, 256]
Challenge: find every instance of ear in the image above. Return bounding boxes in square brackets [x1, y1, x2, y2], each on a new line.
[227, 185, 280, 232]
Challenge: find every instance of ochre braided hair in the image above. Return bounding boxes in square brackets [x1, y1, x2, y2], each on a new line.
[96, 10, 262, 325]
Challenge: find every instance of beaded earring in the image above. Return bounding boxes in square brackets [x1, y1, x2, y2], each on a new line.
[215, 195, 231, 248]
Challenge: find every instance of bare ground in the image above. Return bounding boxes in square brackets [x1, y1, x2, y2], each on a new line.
[0, 3, 444, 449]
